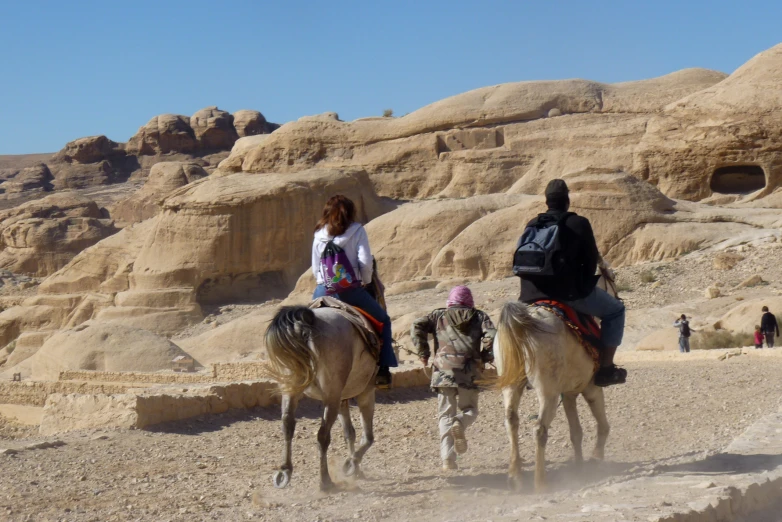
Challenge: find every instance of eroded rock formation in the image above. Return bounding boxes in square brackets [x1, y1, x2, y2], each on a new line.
[111, 162, 208, 225]
[218, 46, 782, 204]
[4, 107, 278, 204]
[0, 163, 53, 200]
[0, 193, 117, 276]
[0, 169, 388, 367]
[125, 114, 197, 155]
[29, 323, 189, 380]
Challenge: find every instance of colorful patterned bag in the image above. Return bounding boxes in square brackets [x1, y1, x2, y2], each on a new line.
[319, 240, 362, 294]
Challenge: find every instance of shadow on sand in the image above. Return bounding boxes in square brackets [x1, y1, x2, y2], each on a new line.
[146, 397, 325, 435]
[436, 451, 782, 496]
[146, 386, 436, 436]
[147, 384, 436, 435]
[654, 452, 782, 476]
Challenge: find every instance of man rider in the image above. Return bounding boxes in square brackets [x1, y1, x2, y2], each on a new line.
[518, 179, 627, 387]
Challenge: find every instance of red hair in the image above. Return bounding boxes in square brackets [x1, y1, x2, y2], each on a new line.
[315, 195, 356, 236]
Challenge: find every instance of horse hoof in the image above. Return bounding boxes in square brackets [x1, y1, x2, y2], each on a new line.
[343, 458, 358, 477]
[507, 476, 522, 491]
[272, 469, 291, 489]
[320, 481, 338, 493]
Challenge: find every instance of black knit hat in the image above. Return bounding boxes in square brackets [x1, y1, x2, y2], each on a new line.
[545, 179, 569, 209]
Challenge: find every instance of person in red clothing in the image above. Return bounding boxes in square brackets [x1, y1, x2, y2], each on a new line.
[754, 325, 764, 349]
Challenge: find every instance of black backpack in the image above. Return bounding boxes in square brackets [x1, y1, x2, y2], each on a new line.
[513, 212, 574, 278]
[680, 321, 691, 338]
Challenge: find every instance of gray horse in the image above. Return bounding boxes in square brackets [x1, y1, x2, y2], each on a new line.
[264, 306, 378, 492]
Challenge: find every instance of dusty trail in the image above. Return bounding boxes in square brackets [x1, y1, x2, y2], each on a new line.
[1, 355, 782, 521]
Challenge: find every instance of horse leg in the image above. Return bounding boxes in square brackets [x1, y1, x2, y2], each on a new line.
[338, 400, 356, 456]
[272, 393, 300, 488]
[561, 393, 583, 468]
[317, 399, 341, 492]
[344, 383, 375, 478]
[582, 384, 610, 460]
[533, 391, 560, 493]
[502, 384, 524, 490]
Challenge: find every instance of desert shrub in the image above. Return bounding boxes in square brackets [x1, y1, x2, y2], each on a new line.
[4, 340, 15, 354]
[692, 330, 754, 350]
[713, 251, 744, 270]
[639, 270, 656, 284]
[382, 109, 394, 118]
[616, 282, 633, 293]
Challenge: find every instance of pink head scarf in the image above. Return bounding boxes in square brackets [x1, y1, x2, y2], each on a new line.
[447, 285, 474, 308]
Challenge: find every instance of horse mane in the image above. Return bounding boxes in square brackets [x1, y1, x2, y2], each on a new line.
[264, 306, 318, 395]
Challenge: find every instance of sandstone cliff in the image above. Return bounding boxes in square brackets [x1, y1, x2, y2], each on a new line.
[0, 169, 390, 369]
[4, 44, 782, 376]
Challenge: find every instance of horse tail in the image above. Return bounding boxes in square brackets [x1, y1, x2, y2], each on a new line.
[264, 306, 318, 396]
[495, 301, 545, 389]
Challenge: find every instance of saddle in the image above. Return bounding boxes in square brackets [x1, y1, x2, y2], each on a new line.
[530, 299, 601, 373]
[309, 297, 381, 360]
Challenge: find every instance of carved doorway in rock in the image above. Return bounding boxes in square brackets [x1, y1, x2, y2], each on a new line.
[710, 165, 766, 194]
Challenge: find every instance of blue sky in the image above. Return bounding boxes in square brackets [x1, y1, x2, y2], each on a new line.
[1, 1, 780, 154]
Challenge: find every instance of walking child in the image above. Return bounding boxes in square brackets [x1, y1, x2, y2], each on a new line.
[411, 286, 496, 471]
[754, 325, 764, 349]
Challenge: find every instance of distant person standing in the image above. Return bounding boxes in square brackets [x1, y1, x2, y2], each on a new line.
[754, 325, 764, 349]
[761, 306, 779, 348]
[673, 314, 691, 353]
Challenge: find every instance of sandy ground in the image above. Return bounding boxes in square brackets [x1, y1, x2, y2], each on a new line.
[1, 355, 782, 521]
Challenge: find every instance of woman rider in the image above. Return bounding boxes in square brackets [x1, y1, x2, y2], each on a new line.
[311, 195, 397, 385]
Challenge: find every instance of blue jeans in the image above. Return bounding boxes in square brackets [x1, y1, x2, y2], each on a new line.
[313, 284, 398, 367]
[679, 337, 690, 353]
[563, 287, 626, 348]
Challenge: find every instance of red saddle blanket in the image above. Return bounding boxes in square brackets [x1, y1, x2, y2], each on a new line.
[530, 299, 601, 372]
[354, 307, 384, 333]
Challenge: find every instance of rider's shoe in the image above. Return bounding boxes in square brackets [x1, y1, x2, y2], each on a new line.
[375, 366, 392, 387]
[451, 420, 468, 454]
[594, 365, 627, 387]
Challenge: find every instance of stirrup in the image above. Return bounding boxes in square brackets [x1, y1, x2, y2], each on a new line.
[375, 371, 392, 388]
[594, 365, 626, 387]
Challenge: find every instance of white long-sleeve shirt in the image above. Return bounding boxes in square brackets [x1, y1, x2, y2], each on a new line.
[312, 222, 373, 285]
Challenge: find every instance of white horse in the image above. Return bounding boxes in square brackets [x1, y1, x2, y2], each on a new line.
[494, 263, 617, 491]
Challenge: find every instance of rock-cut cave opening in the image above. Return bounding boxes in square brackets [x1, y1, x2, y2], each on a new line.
[710, 165, 766, 194]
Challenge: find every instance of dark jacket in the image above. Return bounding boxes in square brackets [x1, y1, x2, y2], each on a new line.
[519, 209, 600, 303]
[761, 312, 780, 335]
